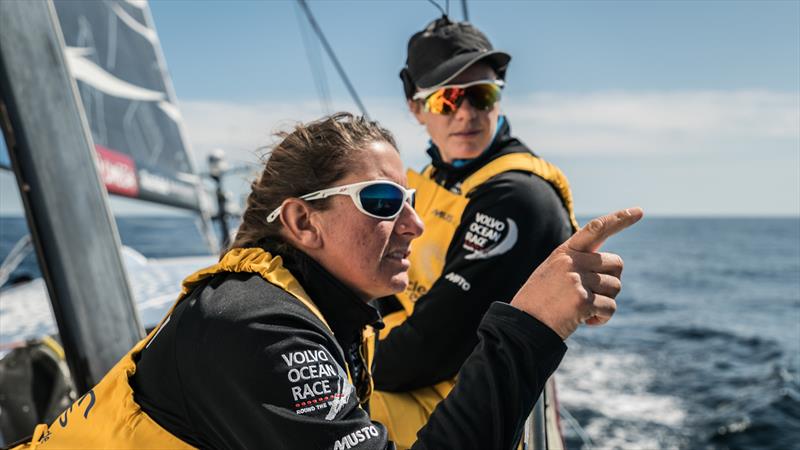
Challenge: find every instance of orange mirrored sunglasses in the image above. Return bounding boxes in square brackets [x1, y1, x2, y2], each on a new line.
[413, 79, 504, 115]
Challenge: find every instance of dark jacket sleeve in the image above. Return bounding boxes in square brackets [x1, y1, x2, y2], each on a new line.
[168, 293, 564, 450]
[374, 172, 573, 391]
[135, 274, 565, 449]
[412, 302, 567, 450]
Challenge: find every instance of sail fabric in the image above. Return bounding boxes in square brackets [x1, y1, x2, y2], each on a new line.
[53, 0, 203, 211]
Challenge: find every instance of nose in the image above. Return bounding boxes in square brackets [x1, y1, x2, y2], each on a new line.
[454, 96, 478, 120]
[395, 202, 424, 239]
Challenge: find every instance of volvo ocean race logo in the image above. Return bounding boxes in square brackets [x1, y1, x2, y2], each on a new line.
[462, 212, 518, 260]
[276, 346, 351, 420]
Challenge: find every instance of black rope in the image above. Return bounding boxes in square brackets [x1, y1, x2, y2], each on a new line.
[294, 1, 332, 114]
[296, 0, 370, 119]
[426, 0, 446, 17]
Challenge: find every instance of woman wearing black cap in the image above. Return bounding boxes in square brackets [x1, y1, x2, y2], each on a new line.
[370, 16, 580, 448]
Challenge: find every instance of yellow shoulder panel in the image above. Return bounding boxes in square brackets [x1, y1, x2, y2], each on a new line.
[461, 153, 579, 232]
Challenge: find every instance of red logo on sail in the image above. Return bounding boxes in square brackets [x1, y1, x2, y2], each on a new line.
[95, 145, 139, 197]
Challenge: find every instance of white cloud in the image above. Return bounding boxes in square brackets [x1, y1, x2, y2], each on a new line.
[178, 100, 320, 166]
[174, 90, 798, 216]
[180, 90, 799, 166]
[4, 90, 795, 216]
[178, 98, 433, 173]
[503, 90, 799, 155]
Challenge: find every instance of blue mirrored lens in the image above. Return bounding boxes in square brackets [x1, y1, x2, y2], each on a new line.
[359, 183, 404, 218]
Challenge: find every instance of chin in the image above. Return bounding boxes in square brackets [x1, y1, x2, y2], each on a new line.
[387, 274, 409, 295]
[362, 277, 408, 301]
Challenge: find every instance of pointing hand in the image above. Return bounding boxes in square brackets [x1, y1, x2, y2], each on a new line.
[510, 207, 644, 339]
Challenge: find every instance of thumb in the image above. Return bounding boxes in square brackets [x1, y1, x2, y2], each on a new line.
[566, 207, 644, 253]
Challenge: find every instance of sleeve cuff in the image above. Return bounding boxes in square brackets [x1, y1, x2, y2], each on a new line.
[482, 302, 567, 354]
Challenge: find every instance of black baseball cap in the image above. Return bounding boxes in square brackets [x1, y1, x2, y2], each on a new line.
[400, 16, 511, 99]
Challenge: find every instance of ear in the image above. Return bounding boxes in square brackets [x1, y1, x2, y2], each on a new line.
[278, 199, 323, 250]
[407, 99, 425, 125]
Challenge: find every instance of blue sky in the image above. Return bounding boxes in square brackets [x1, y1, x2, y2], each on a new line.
[1, 0, 798, 216]
[151, 1, 800, 98]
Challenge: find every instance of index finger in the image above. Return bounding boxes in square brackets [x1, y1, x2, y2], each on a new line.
[567, 207, 644, 253]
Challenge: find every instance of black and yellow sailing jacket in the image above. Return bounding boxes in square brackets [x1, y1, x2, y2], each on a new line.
[371, 117, 577, 448]
[10, 245, 567, 450]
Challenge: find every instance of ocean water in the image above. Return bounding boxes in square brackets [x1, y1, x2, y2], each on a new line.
[1, 216, 798, 449]
[0, 216, 213, 279]
[558, 218, 800, 450]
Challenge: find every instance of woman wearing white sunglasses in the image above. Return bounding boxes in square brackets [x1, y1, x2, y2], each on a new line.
[11, 113, 640, 450]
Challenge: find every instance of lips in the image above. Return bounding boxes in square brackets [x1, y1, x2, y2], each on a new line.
[384, 248, 411, 260]
[384, 247, 411, 271]
[451, 129, 481, 137]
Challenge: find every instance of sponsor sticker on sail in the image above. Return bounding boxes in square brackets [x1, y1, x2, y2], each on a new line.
[95, 144, 139, 197]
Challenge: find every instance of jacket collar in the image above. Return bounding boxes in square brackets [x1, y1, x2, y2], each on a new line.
[263, 243, 383, 345]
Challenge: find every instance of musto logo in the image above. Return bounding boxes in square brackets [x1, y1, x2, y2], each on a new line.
[444, 272, 471, 291]
[463, 212, 518, 260]
[333, 425, 380, 450]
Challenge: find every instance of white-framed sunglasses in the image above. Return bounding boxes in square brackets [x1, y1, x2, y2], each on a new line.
[266, 180, 416, 223]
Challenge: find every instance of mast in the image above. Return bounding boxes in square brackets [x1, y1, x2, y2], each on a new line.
[0, 0, 144, 393]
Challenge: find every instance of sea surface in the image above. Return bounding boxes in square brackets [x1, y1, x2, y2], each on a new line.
[1, 216, 798, 449]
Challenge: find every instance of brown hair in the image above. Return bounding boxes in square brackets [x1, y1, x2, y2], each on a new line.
[227, 112, 397, 256]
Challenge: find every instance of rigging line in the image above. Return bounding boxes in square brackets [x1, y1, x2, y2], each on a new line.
[293, 1, 332, 113]
[461, 0, 469, 21]
[296, 0, 370, 119]
[313, 34, 333, 113]
[294, 2, 323, 111]
[426, 0, 446, 18]
[0, 234, 32, 288]
[560, 406, 595, 449]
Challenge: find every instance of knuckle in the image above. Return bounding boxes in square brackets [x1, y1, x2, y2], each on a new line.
[571, 283, 589, 303]
[587, 217, 605, 234]
[555, 252, 571, 266]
